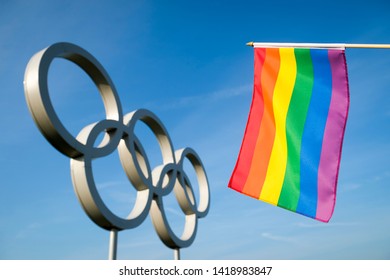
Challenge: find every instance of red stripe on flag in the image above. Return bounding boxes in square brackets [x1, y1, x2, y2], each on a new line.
[228, 48, 266, 193]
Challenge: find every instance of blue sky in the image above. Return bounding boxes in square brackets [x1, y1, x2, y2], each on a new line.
[0, 0, 389, 260]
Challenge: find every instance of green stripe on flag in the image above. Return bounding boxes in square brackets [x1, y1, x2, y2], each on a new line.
[278, 48, 314, 211]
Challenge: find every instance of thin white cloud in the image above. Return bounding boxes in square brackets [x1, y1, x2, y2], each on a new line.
[372, 171, 390, 182]
[120, 240, 157, 249]
[97, 180, 129, 190]
[208, 84, 252, 100]
[15, 222, 42, 239]
[260, 232, 295, 243]
[339, 182, 362, 193]
[164, 206, 183, 217]
[154, 83, 252, 110]
[295, 221, 360, 228]
[339, 171, 390, 194]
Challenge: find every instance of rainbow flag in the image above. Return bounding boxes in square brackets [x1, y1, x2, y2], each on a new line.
[229, 47, 350, 222]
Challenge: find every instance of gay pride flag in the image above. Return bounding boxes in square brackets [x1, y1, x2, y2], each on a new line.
[229, 47, 350, 222]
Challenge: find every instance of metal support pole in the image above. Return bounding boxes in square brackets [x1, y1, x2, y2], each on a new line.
[108, 229, 118, 260]
[174, 248, 180, 260]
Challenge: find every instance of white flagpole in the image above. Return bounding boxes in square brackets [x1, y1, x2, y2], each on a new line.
[247, 42, 390, 49]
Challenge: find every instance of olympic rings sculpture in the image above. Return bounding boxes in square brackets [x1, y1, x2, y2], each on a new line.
[23, 42, 210, 250]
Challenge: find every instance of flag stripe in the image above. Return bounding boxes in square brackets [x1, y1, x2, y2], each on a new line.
[278, 48, 314, 210]
[296, 49, 333, 218]
[316, 50, 350, 221]
[228, 48, 266, 193]
[242, 48, 280, 198]
[259, 48, 297, 205]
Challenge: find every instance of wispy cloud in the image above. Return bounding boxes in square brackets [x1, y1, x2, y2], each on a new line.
[339, 171, 390, 194]
[209, 84, 253, 100]
[15, 222, 42, 239]
[120, 240, 157, 249]
[165, 206, 183, 217]
[294, 221, 360, 228]
[339, 182, 362, 193]
[372, 171, 390, 182]
[97, 180, 129, 190]
[260, 232, 295, 243]
[153, 83, 252, 110]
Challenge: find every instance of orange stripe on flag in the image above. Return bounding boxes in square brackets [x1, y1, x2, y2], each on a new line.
[242, 48, 280, 198]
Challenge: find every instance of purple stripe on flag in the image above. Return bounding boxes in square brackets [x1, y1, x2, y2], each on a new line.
[316, 50, 350, 222]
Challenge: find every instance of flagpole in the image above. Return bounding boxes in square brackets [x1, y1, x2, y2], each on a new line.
[344, 43, 390, 49]
[246, 42, 390, 49]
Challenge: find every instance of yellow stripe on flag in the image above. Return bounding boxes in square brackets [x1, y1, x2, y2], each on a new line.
[259, 48, 297, 205]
